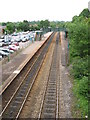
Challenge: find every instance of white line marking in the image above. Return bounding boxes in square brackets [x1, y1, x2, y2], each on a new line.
[13, 70, 20, 74]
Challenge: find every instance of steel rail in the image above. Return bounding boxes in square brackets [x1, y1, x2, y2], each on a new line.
[38, 32, 60, 119]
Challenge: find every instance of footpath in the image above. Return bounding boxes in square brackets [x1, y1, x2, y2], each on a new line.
[0, 32, 52, 94]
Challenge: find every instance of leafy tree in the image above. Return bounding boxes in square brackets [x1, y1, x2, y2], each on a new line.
[6, 22, 15, 34]
[79, 8, 90, 18]
[50, 21, 56, 28]
[2, 22, 6, 26]
[39, 20, 50, 29]
[22, 20, 30, 31]
[66, 8, 89, 117]
[16, 20, 30, 32]
[69, 22, 88, 58]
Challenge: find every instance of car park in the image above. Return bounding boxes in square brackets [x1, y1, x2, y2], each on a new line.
[0, 31, 35, 55]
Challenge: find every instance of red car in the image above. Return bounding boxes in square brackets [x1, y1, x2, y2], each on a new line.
[9, 45, 19, 51]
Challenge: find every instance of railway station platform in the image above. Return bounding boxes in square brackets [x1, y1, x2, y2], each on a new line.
[0, 32, 53, 95]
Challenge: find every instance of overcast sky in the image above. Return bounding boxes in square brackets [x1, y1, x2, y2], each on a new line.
[0, 0, 89, 22]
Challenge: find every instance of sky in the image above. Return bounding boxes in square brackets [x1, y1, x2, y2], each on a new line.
[0, 0, 89, 22]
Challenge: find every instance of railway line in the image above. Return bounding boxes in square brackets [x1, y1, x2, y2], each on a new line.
[38, 32, 60, 118]
[1, 32, 55, 119]
[18, 32, 61, 119]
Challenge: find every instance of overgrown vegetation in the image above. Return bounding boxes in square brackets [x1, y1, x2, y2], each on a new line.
[65, 8, 89, 118]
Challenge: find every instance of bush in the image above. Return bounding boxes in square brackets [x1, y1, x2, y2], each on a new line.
[73, 77, 88, 117]
[67, 8, 89, 118]
[72, 57, 88, 79]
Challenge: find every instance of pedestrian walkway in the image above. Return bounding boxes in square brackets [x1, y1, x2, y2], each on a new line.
[0, 32, 52, 94]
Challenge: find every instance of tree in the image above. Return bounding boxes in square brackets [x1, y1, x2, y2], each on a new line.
[66, 8, 89, 117]
[39, 20, 50, 29]
[16, 20, 30, 32]
[2, 22, 6, 26]
[79, 8, 90, 18]
[22, 20, 30, 31]
[6, 22, 15, 34]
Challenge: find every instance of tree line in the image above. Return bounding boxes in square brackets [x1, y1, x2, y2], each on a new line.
[1, 20, 51, 34]
[1, 19, 66, 34]
[65, 8, 89, 118]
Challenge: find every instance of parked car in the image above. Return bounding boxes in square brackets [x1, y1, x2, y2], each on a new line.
[0, 48, 14, 54]
[0, 42, 4, 47]
[9, 45, 20, 51]
[11, 38, 15, 42]
[12, 33, 18, 36]
[0, 39, 4, 42]
[0, 36, 4, 39]
[25, 35, 30, 41]
[0, 50, 9, 56]
[15, 38, 21, 42]
[22, 37, 27, 42]
[3, 41, 12, 46]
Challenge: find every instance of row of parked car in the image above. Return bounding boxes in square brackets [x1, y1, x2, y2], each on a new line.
[0, 32, 35, 46]
[0, 43, 20, 60]
[0, 31, 36, 60]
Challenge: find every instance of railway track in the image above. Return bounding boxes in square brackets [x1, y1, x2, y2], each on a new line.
[0, 32, 55, 119]
[38, 32, 60, 119]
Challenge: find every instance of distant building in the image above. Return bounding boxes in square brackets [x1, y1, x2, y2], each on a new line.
[0, 25, 6, 36]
